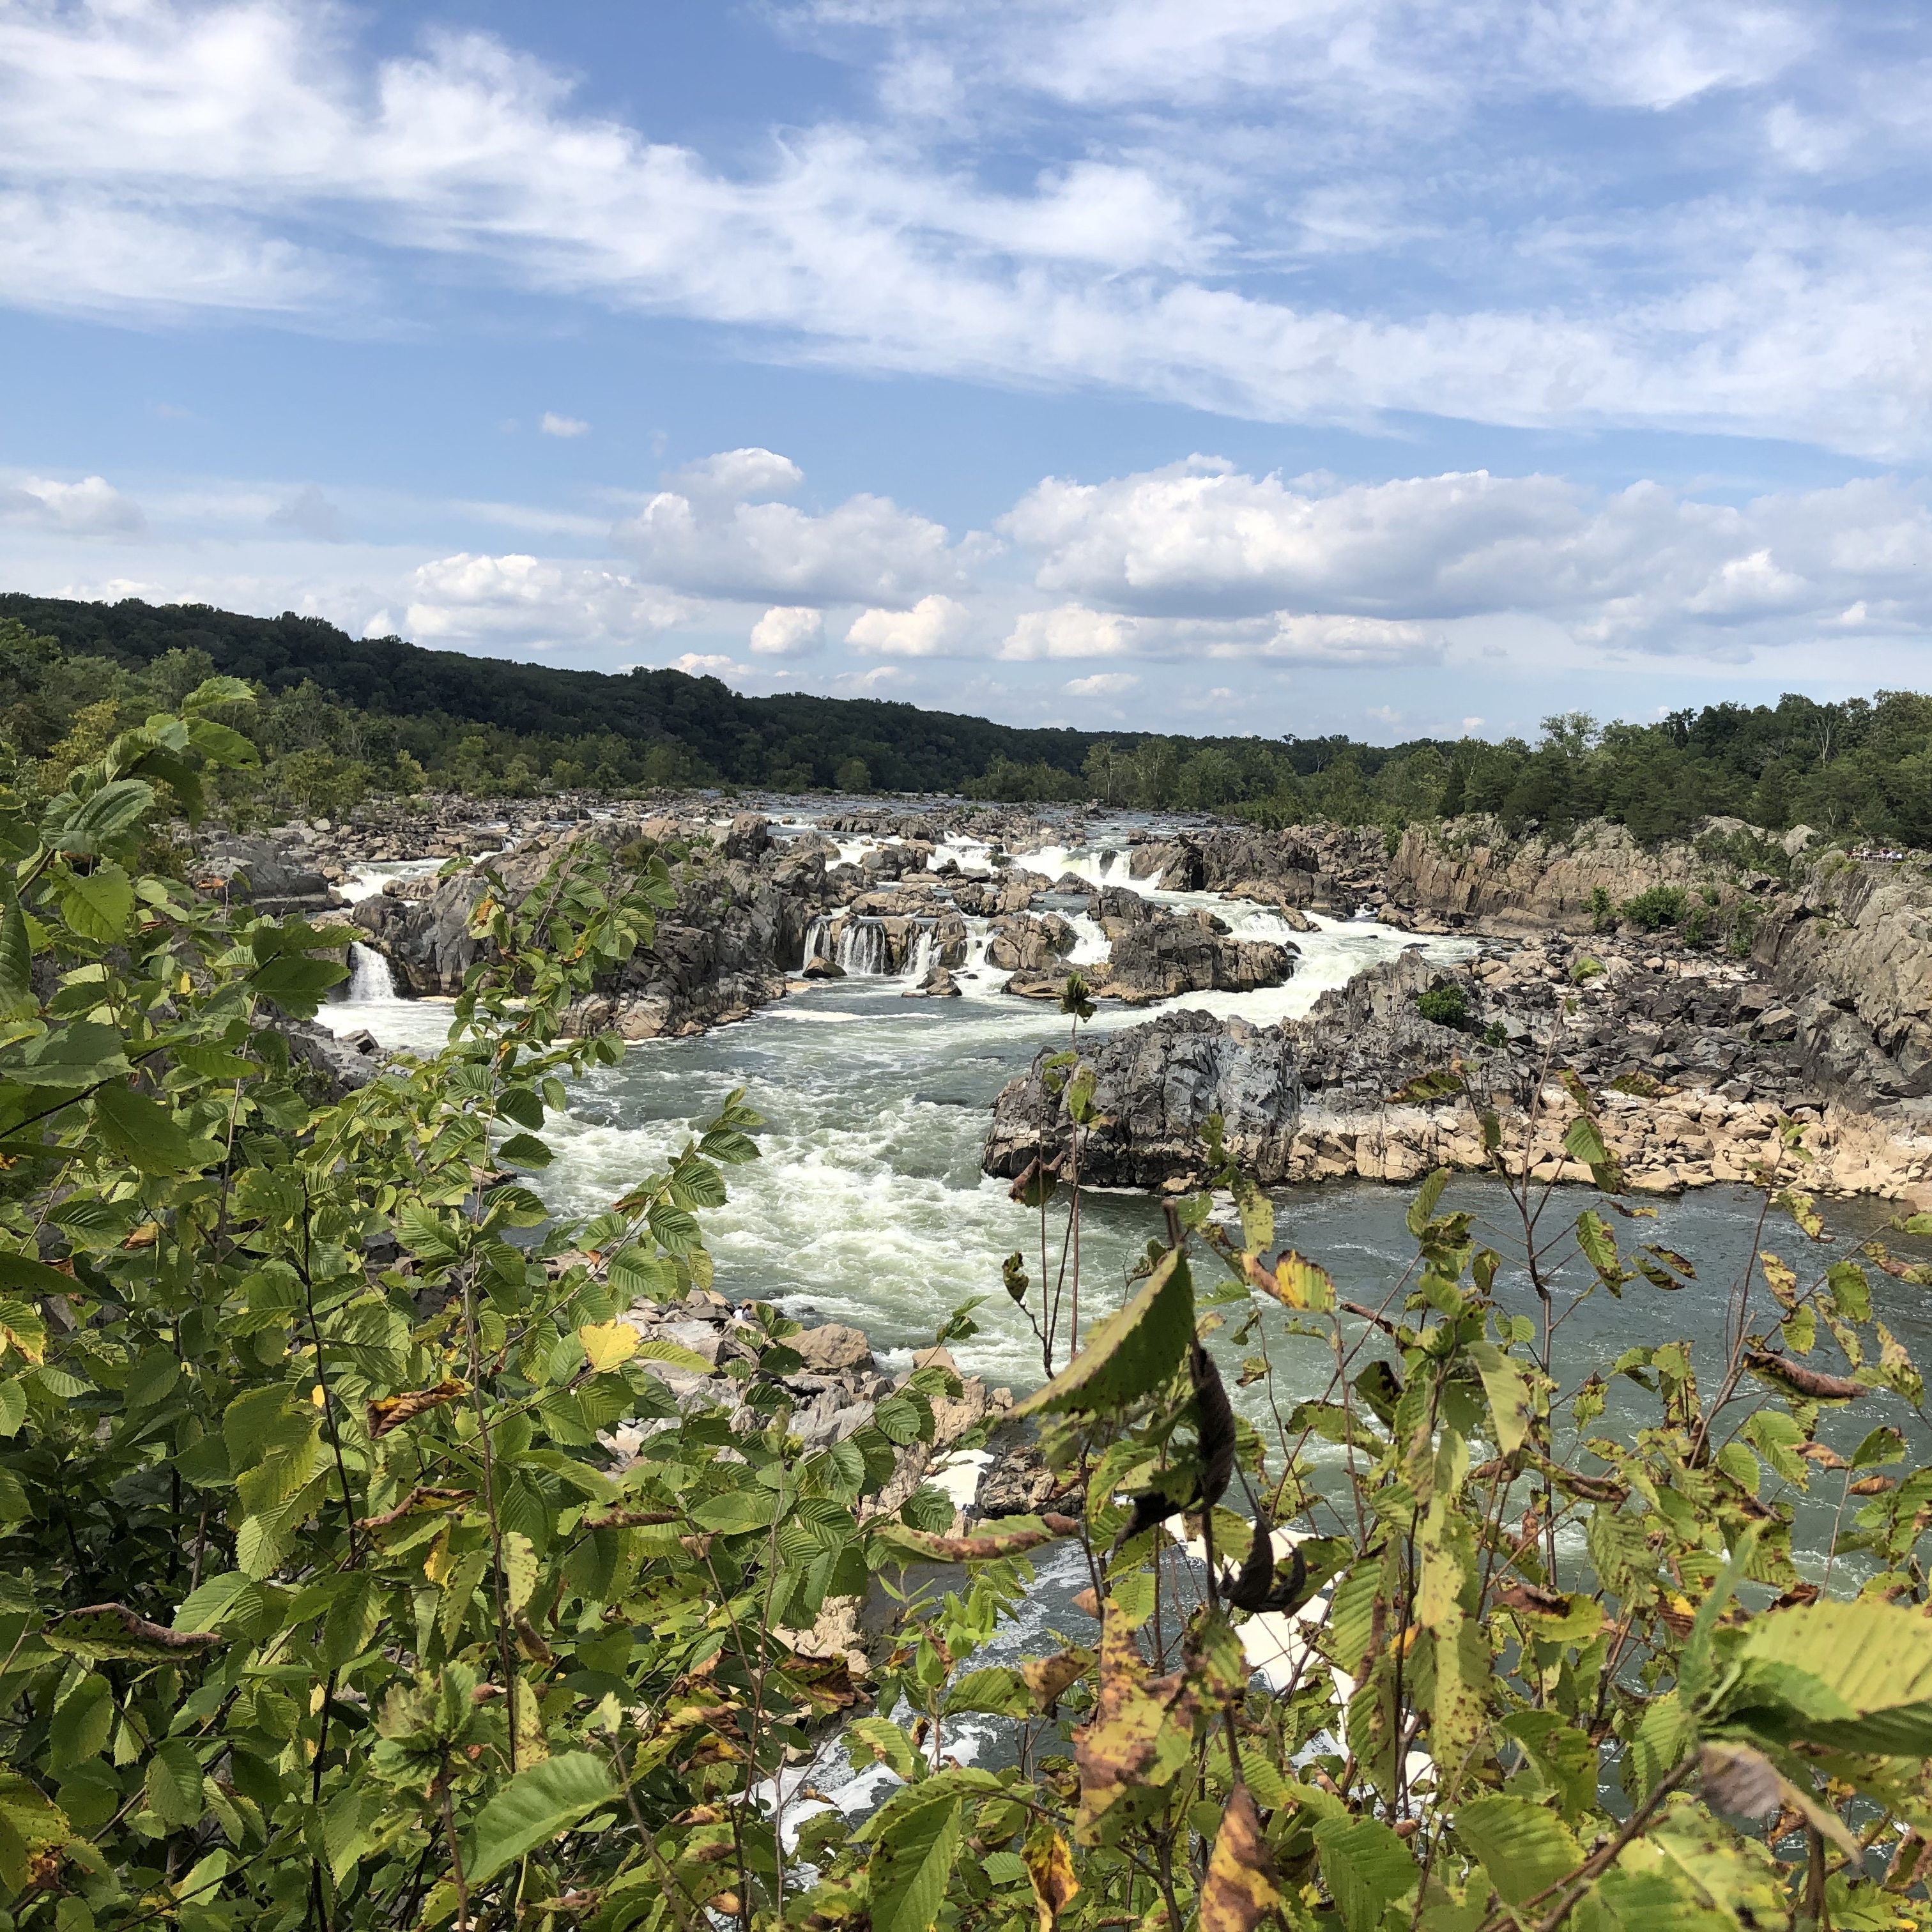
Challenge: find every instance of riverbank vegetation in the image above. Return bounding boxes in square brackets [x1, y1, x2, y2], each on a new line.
[7, 689, 1932, 1931]
[9, 595, 1932, 846]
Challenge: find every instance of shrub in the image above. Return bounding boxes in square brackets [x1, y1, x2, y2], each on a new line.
[1621, 882, 1689, 929]
[1588, 882, 1614, 930]
[1415, 980, 1471, 1028]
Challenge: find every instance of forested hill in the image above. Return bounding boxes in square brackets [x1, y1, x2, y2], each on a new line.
[0, 592, 1110, 795]
[6, 591, 1932, 846]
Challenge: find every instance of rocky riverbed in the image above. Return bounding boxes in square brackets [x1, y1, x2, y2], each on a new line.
[595, 1291, 1063, 1674]
[204, 795, 1932, 1204]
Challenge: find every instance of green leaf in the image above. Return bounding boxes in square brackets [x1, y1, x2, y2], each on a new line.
[496, 1087, 545, 1130]
[144, 1738, 204, 1828]
[6, 1020, 129, 1087]
[496, 1133, 553, 1169]
[1012, 1247, 1194, 1418]
[846, 1717, 920, 1782]
[0, 1249, 86, 1302]
[92, 1082, 208, 1175]
[1468, 1342, 1532, 1455]
[463, 1752, 617, 1885]
[248, 954, 348, 1015]
[1721, 1600, 1932, 1754]
[57, 783, 153, 854]
[0, 907, 33, 1020]
[0, 1774, 72, 1892]
[689, 1489, 777, 1535]
[183, 717, 258, 765]
[866, 1793, 963, 1932]
[1563, 1116, 1609, 1167]
[1406, 1167, 1451, 1236]
[1455, 1795, 1579, 1906]
[59, 865, 134, 944]
[1312, 1815, 1416, 1932]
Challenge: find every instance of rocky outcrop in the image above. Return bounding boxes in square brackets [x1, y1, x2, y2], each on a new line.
[350, 813, 815, 1037]
[984, 1005, 1307, 1186]
[1754, 853, 1932, 1121]
[195, 833, 334, 914]
[1389, 818, 1727, 934]
[984, 939, 1932, 1199]
[1125, 824, 1389, 913]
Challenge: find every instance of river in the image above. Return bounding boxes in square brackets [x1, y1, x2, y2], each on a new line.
[321, 822, 1932, 1567]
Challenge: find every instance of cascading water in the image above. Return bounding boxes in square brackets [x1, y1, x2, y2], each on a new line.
[902, 924, 939, 981]
[345, 942, 401, 1004]
[835, 918, 889, 976]
[1014, 843, 1152, 893]
[801, 916, 832, 968]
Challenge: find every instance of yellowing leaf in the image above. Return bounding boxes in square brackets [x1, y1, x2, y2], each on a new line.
[1243, 1249, 1335, 1313]
[1199, 1786, 1280, 1932]
[1023, 1824, 1080, 1932]
[579, 1321, 641, 1372]
[502, 1529, 538, 1616]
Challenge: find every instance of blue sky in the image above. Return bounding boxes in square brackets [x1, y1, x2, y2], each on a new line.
[4, 1, 1931, 743]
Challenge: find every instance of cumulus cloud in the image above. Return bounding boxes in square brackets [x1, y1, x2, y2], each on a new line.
[390, 553, 698, 652]
[539, 411, 588, 438]
[1000, 458, 1932, 657]
[0, 474, 146, 535]
[749, 605, 824, 656]
[1063, 671, 1138, 696]
[844, 593, 974, 656]
[613, 450, 977, 605]
[268, 484, 351, 542]
[3, 1, 1931, 452]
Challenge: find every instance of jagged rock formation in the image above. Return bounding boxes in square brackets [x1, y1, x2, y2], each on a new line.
[984, 942, 1932, 1200]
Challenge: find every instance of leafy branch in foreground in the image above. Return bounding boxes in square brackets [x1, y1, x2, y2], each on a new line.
[9, 694, 1932, 1932]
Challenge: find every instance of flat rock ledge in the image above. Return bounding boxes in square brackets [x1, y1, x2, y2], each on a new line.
[595, 1294, 1064, 1675]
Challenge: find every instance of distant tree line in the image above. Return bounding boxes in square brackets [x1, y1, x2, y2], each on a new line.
[4, 594, 1931, 843]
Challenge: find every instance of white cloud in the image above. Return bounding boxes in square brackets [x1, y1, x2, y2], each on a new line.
[0, 473, 146, 535]
[3, 2, 1931, 453]
[613, 450, 977, 604]
[1000, 458, 1932, 657]
[397, 552, 698, 651]
[834, 664, 912, 691]
[671, 653, 744, 675]
[845, 592, 974, 656]
[539, 411, 588, 438]
[1063, 671, 1138, 696]
[268, 483, 350, 542]
[749, 605, 825, 656]
[1001, 604, 1138, 659]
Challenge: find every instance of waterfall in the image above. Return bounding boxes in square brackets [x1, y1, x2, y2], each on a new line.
[346, 942, 402, 1004]
[801, 915, 832, 968]
[902, 924, 938, 981]
[836, 918, 888, 976]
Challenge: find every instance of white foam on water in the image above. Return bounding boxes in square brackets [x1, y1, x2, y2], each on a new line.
[1011, 842, 1144, 893]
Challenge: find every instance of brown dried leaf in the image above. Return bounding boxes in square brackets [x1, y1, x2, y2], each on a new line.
[880, 1512, 1080, 1564]
[365, 1378, 469, 1438]
[49, 1602, 223, 1659]
[1742, 1349, 1867, 1402]
[355, 1485, 474, 1529]
[1199, 1785, 1281, 1932]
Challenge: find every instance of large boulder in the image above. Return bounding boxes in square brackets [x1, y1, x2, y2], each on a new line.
[983, 949, 1484, 1187]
